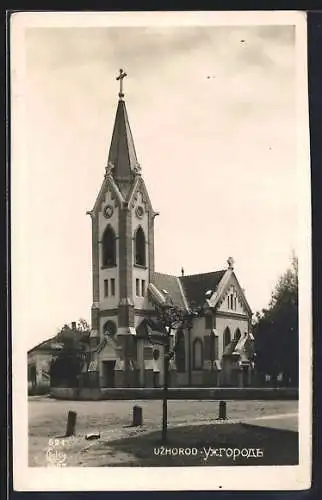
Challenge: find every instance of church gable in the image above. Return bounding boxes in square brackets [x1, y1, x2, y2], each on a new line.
[96, 335, 119, 361]
[216, 273, 252, 317]
[128, 175, 153, 212]
[99, 184, 117, 214]
[217, 284, 247, 314]
[91, 174, 125, 216]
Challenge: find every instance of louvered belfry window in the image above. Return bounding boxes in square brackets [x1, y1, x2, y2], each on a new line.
[135, 226, 146, 266]
[102, 225, 116, 267]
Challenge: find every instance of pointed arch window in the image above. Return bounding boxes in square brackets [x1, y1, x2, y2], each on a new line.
[135, 226, 146, 267]
[103, 320, 117, 336]
[234, 328, 241, 342]
[223, 327, 231, 347]
[192, 338, 203, 370]
[175, 329, 186, 373]
[102, 225, 116, 267]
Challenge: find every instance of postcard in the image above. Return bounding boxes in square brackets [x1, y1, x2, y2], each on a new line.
[10, 10, 311, 491]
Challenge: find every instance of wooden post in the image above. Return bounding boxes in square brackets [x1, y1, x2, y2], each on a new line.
[65, 411, 77, 436]
[132, 405, 143, 426]
[218, 401, 227, 420]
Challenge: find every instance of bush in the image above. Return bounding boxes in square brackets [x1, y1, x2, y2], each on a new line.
[28, 384, 50, 396]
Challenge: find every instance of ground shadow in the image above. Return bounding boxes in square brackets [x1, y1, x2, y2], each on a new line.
[98, 423, 298, 467]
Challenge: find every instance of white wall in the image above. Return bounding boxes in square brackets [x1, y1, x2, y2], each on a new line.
[28, 352, 52, 385]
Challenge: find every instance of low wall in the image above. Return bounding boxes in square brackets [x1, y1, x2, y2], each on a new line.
[28, 383, 50, 396]
[50, 387, 299, 401]
[50, 387, 102, 400]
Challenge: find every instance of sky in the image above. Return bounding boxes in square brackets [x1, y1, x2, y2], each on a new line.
[13, 20, 302, 349]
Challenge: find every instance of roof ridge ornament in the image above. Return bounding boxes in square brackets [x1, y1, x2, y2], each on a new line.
[133, 162, 142, 175]
[105, 161, 115, 177]
[116, 68, 127, 100]
[227, 256, 235, 270]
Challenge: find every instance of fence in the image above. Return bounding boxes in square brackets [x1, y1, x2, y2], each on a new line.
[50, 387, 298, 401]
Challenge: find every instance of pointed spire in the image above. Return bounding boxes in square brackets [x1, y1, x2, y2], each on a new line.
[106, 69, 140, 195]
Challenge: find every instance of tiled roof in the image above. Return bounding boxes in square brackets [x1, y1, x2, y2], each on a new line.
[152, 272, 188, 310]
[28, 337, 63, 354]
[108, 99, 138, 193]
[179, 270, 226, 308]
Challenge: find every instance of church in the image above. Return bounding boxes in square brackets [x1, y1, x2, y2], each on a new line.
[85, 70, 255, 389]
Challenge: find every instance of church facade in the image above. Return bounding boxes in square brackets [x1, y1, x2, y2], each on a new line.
[85, 71, 255, 389]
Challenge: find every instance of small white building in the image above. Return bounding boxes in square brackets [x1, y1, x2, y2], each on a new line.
[28, 338, 62, 393]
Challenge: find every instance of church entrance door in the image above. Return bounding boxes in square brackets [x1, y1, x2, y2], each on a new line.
[102, 361, 116, 387]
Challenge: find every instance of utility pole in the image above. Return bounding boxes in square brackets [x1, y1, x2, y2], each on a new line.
[153, 304, 198, 443]
[162, 326, 170, 443]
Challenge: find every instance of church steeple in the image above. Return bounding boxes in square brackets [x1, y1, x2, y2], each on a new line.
[89, 69, 156, 387]
[107, 69, 140, 195]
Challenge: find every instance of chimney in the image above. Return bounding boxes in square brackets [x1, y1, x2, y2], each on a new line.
[181, 267, 184, 276]
[71, 321, 76, 330]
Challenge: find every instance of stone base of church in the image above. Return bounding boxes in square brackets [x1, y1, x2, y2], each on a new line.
[143, 368, 154, 388]
[202, 370, 220, 387]
[168, 370, 178, 387]
[95, 369, 255, 388]
[114, 369, 139, 388]
[94, 348, 254, 388]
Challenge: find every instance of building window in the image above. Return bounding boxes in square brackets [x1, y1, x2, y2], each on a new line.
[136, 279, 140, 296]
[175, 329, 186, 372]
[135, 226, 146, 267]
[214, 335, 219, 359]
[153, 349, 160, 360]
[234, 296, 237, 310]
[192, 338, 203, 370]
[205, 315, 213, 329]
[141, 280, 146, 297]
[102, 225, 116, 267]
[104, 279, 109, 297]
[28, 365, 37, 387]
[223, 327, 231, 347]
[205, 333, 219, 361]
[234, 328, 241, 341]
[111, 278, 115, 296]
[103, 320, 117, 336]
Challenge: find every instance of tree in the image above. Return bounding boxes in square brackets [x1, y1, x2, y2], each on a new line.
[50, 319, 90, 387]
[254, 255, 298, 386]
[149, 295, 199, 443]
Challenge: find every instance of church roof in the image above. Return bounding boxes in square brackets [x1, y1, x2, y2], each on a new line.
[107, 98, 138, 192]
[152, 272, 188, 310]
[179, 270, 226, 308]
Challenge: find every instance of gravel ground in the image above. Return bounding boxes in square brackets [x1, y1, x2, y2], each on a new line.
[29, 397, 298, 467]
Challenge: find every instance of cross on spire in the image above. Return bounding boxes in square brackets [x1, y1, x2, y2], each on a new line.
[116, 68, 127, 99]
